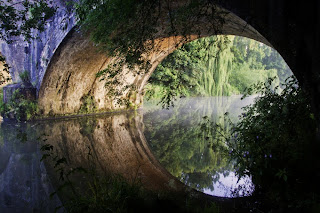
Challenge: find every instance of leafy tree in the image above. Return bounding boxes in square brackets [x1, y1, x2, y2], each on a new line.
[146, 35, 236, 107]
[146, 35, 285, 107]
[223, 77, 319, 211]
[0, 88, 38, 121]
[263, 48, 292, 84]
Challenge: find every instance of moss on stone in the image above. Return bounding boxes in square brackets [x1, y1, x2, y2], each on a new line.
[0, 87, 39, 121]
[79, 94, 97, 114]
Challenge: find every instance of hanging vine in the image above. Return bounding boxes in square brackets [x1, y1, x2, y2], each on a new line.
[72, 0, 228, 103]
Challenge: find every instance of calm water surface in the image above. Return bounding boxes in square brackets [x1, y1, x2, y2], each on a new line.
[0, 95, 256, 212]
[143, 95, 256, 197]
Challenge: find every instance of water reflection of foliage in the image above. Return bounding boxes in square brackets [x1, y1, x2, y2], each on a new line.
[143, 97, 247, 192]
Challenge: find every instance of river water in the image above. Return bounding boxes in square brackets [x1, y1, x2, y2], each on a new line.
[143, 95, 256, 197]
[0, 95, 256, 212]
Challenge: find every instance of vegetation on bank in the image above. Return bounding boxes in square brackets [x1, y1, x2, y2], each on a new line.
[144, 76, 320, 211]
[0, 71, 38, 121]
[145, 36, 290, 107]
[210, 77, 320, 212]
[0, 88, 38, 121]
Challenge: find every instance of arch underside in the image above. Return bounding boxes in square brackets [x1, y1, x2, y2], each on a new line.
[38, 7, 271, 116]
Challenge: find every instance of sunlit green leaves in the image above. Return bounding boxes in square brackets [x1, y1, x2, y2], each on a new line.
[146, 36, 284, 108]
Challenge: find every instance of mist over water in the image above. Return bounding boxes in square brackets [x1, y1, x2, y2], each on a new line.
[143, 95, 257, 197]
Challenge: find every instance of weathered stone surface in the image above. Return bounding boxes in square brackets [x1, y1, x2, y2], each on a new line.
[0, 0, 76, 89]
[38, 29, 146, 116]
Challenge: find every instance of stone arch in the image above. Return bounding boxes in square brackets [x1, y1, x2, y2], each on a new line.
[38, 5, 286, 116]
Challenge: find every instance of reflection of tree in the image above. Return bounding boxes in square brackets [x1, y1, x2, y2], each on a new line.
[143, 97, 253, 192]
[181, 169, 224, 192]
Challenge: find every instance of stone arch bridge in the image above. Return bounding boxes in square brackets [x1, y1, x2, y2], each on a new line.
[1, 0, 319, 122]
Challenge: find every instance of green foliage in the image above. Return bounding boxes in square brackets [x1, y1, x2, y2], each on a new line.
[19, 70, 30, 83]
[190, 36, 235, 97]
[229, 67, 279, 93]
[216, 77, 320, 210]
[144, 98, 234, 192]
[229, 36, 283, 91]
[73, 0, 226, 102]
[73, 0, 160, 78]
[261, 43, 292, 84]
[0, 89, 38, 121]
[79, 94, 96, 114]
[146, 36, 285, 107]
[74, 0, 224, 67]
[146, 36, 235, 107]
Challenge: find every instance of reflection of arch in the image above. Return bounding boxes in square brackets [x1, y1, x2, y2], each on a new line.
[38, 6, 273, 116]
[40, 111, 245, 209]
[41, 113, 186, 192]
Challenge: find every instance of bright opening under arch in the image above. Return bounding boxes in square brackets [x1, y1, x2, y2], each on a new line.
[142, 34, 294, 197]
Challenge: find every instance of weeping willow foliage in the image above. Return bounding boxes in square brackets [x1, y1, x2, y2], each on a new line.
[196, 36, 235, 96]
[146, 35, 288, 106]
